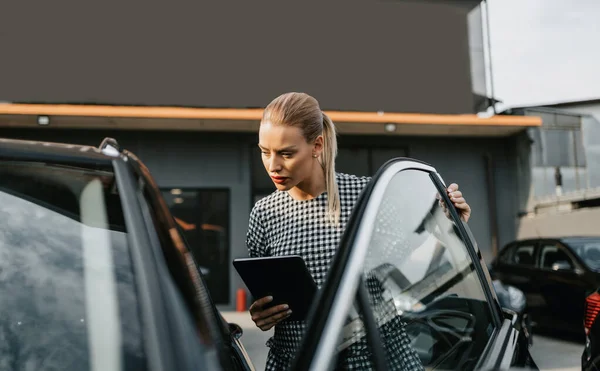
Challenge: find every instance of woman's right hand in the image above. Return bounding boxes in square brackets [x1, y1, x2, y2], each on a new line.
[249, 296, 292, 331]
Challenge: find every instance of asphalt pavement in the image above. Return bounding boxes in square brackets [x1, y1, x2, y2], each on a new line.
[530, 333, 583, 371]
[222, 311, 585, 371]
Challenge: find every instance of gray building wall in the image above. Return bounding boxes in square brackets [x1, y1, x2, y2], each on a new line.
[546, 102, 600, 189]
[513, 108, 590, 202]
[505, 103, 600, 240]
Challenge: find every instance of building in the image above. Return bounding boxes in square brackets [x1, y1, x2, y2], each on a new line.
[0, 1, 541, 309]
[502, 99, 600, 240]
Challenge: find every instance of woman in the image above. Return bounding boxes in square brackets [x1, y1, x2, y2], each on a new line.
[246, 92, 472, 370]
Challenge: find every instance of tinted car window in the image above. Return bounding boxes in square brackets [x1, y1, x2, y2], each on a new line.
[567, 239, 600, 272]
[343, 169, 495, 370]
[539, 243, 574, 270]
[0, 162, 145, 371]
[512, 244, 536, 266]
[498, 245, 514, 264]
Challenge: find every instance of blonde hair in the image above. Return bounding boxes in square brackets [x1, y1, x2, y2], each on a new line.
[262, 92, 340, 224]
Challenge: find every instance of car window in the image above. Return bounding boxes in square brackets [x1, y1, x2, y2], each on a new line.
[511, 244, 536, 267]
[567, 239, 600, 272]
[340, 169, 496, 370]
[0, 161, 145, 371]
[539, 243, 574, 270]
[498, 245, 514, 264]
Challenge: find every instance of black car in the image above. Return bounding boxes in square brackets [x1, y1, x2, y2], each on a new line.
[0, 137, 254, 371]
[490, 237, 600, 335]
[583, 288, 600, 371]
[0, 137, 536, 370]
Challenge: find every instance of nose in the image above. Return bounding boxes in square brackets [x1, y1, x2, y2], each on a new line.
[267, 155, 282, 173]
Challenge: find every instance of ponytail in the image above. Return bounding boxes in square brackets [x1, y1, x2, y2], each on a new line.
[321, 112, 340, 225]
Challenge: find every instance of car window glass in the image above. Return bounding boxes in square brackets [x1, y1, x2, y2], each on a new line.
[569, 240, 600, 272]
[339, 169, 496, 371]
[540, 243, 574, 270]
[0, 162, 146, 371]
[511, 244, 536, 266]
[498, 245, 514, 264]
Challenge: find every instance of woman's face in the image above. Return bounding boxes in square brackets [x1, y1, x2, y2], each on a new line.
[258, 121, 323, 191]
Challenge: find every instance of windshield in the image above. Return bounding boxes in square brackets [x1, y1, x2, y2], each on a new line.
[0, 161, 145, 371]
[567, 239, 600, 272]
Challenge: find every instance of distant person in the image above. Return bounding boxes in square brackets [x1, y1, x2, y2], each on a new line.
[245, 92, 472, 370]
[555, 166, 563, 196]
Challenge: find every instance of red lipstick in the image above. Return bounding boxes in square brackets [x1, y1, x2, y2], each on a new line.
[271, 176, 288, 184]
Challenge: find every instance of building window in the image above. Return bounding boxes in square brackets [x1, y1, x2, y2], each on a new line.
[529, 111, 586, 168]
[161, 188, 230, 305]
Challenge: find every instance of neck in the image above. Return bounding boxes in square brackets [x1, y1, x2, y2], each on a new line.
[288, 167, 327, 201]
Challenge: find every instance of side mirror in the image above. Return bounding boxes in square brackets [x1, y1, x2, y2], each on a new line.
[551, 260, 572, 272]
[229, 322, 244, 340]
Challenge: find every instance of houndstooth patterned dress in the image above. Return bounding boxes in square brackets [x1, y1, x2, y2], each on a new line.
[246, 173, 424, 370]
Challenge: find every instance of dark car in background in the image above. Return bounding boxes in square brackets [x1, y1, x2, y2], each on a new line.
[490, 237, 600, 335]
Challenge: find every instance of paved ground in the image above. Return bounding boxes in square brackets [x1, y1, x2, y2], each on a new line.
[222, 311, 585, 371]
[223, 311, 272, 371]
[530, 333, 583, 371]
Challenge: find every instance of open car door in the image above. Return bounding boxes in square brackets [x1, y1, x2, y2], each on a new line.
[291, 158, 536, 371]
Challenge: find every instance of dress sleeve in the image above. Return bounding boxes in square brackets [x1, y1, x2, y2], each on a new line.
[246, 204, 269, 257]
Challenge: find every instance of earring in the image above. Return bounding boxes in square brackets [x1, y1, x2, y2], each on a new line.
[313, 154, 317, 158]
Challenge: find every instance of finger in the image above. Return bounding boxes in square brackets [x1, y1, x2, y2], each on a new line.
[249, 296, 273, 313]
[448, 191, 463, 200]
[260, 323, 275, 331]
[251, 304, 289, 322]
[259, 309, 292, 328]
[450, 196, 465, 205]
[447, 183, 459, 192]
[453, 201, 470, 210]
[261, 304, 290, 319]
[258, 309, 292, 330]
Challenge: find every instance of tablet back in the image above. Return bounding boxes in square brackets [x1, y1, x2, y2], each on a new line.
[233, 255, 317, 322]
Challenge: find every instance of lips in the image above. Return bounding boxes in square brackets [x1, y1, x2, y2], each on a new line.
[271, 176, 288, 185]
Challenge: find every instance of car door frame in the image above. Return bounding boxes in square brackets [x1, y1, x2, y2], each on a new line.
[116, 156, 240, 371]
[113, 158, 185, 371]
[122, 151, 255, 371]
[292, 158, 520, 371]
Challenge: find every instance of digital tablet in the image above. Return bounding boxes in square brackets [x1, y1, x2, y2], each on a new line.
[233, 255, 318, 322]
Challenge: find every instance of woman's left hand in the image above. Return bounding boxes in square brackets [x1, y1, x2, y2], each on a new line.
[446, 183, 471, 222]
[438, 183, 471, 222]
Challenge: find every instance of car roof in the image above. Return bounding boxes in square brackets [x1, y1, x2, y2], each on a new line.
[501, 236, 600, 249]
[560, 236, 600, 245]
[0, 137, 117, 169]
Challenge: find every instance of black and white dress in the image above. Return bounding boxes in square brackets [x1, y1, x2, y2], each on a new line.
[246, 173, 424, 370]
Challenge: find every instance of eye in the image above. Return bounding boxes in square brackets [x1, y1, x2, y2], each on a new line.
[281, 152, 293, 158]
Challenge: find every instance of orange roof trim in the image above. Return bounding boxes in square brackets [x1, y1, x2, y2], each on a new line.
[0, 103, 542, 127]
